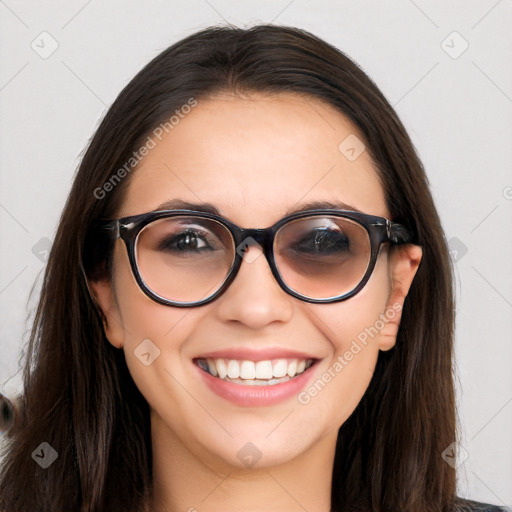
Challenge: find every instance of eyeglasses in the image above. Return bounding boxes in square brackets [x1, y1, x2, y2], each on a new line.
[98, 209, 414, 307]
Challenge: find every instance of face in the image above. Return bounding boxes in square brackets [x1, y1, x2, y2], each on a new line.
[92, 93, 422, 471]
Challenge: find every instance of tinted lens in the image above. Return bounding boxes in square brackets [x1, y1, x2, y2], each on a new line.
[135, 216, 235, 303]
[274, 216, 371, 300]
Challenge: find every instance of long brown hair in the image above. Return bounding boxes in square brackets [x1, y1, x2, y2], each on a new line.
[1, 24, 461, 511]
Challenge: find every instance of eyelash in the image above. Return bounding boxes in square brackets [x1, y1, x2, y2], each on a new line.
[157, 229, 216, 253]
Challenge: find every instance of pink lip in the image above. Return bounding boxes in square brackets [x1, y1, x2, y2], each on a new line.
[193, 359, 318, 407]
[194, 347, 318, 362]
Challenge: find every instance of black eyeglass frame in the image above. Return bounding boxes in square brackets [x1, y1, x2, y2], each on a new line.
[98, 209, 415, 307]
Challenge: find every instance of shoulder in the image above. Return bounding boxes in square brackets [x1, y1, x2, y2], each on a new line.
[452, 497, 511, 512]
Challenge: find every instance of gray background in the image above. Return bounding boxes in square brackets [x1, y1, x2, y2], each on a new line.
[1, 0, 511, 507]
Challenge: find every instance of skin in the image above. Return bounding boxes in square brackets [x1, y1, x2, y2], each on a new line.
[91, 92, 422, 512]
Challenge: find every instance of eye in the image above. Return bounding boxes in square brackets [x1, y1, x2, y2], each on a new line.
[157, 229, 216, 253]
[292, 228, 350, 255]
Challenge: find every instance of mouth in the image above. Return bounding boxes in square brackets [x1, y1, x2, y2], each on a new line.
[194, 357, 315, 386]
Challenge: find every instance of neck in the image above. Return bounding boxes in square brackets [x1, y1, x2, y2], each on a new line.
[148, 411, 335, 512]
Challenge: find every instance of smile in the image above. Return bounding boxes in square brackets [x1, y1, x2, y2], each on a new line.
[195, 358, 314, 386]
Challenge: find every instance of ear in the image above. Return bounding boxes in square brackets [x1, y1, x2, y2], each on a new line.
[88, 278, 126, 349]
[379, 244, 423, 351]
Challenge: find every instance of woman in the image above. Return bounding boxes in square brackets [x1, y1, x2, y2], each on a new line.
[0, 24, 505, 512]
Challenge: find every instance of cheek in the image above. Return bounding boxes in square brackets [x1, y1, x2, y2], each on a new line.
[110, 245, 201, 392]
[308, 249, 391, 350]
[111, 245, 185, 343]
[297, 251, 391, 426]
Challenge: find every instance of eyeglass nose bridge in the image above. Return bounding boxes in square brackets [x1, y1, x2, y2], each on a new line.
[233, 228, 274, 262]
[227, 226, 290, 298]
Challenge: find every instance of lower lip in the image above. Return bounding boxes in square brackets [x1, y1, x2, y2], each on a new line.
[194, 362, 317, 407]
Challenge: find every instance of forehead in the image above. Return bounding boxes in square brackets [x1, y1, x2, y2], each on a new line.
[120, 93, 388, 224]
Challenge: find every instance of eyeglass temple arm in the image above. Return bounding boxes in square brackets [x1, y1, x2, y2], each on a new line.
[99, 220, 120, 239]
[387, 220, 415, 244]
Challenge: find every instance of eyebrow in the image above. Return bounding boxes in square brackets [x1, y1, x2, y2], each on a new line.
[155, 199, 362, 216]
[284, 200, 362, 215]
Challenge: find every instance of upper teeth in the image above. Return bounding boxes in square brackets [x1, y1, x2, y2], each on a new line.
[197, 358, 312, 380]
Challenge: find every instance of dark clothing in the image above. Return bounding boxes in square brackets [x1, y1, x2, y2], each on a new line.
[455, 498, 510, 511]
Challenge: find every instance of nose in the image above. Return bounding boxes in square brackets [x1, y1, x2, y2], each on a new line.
[215, 242, 294, 329]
